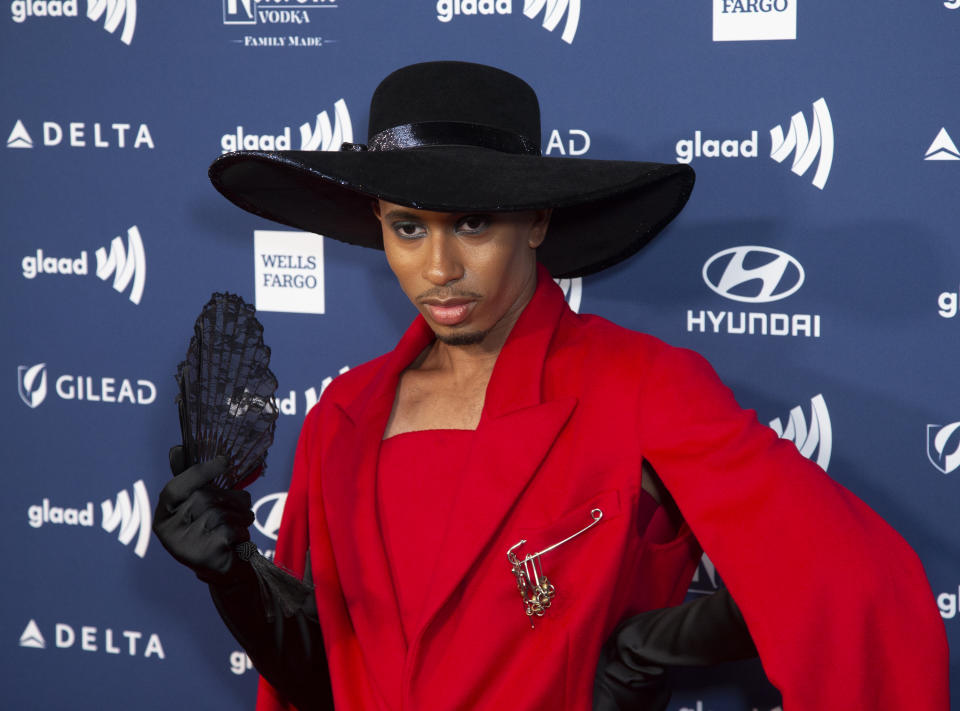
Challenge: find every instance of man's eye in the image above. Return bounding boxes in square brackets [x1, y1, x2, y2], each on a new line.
[456, 215, 490, 234]
[394, 222, 426, 239]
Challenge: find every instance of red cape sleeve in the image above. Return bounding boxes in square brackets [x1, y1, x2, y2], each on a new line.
[638, 345, 949, 710]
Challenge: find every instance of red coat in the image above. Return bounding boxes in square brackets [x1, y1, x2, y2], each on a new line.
[258, 265, 948, 710]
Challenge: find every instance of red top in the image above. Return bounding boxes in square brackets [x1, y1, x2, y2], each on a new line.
[377, 429, 475, 644]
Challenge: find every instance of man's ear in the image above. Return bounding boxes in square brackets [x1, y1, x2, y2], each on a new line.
[371, 199, 382, 220]
[528, 208, 552, 249]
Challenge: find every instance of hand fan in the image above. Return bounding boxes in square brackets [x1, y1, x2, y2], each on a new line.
[175, 292, 279, 490]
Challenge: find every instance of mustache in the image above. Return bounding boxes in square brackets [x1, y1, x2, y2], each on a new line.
[415, 287, 483, 303]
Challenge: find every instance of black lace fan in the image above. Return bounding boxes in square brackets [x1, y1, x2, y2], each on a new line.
[175, 293, 279, 490]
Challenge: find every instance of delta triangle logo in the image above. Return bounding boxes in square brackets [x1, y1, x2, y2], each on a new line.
[20, 619, 45, 649]
[924, 128, 960, 161]
[7, 120, 33, 149]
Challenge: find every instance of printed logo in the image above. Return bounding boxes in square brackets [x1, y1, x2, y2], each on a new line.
[5, 119, 154, 149]
[278, 365, 351, 417]
[688, 246, 821, 338]
[946, 0, 960, 10]
[544, 128, 590, 156]
[927, 422, 960, 474]
[230, 650, 254, 674]
[938, 287, 958, 318]
[555, 277, 582, 313]
[770, 394, 831, 470]
[940, 585, 958, 619]
[22, 225, 146, 304]
[713, 0, 795, 42]
[252, 492, 286, 541]
[6, 119, 32, 148]
[702, 246, 803, 303]
[523, 0, 580, 44]
[676, 98, 834, 190]
[223, 0, 338, 47]
[18, 619, 164, 658]
[770, 98, 834, 189]
[18, 363, 48, 408]
[10, 0, 137, 44]
[19, 620, 45, 649]
[27, 480, 152, 557]
[15, 363, 157, 408]
[221, 100, 351, 153]
[436, 0, 581, 44]
[254, 231, 325, 314]
[924, 128, 960, 161]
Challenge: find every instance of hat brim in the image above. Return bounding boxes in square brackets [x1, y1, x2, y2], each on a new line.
[209, 147, 694, 278]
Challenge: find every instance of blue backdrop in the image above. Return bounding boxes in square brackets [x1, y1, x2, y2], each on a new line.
[3, 1, 957, 709]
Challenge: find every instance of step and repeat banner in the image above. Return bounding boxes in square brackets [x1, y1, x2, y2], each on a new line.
[2, 2, 958, 709]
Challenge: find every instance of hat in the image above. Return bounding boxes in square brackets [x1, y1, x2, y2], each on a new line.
[209, 61, 694, 278]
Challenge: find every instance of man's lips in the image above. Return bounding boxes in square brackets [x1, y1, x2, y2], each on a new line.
[422, 299, 475, 326]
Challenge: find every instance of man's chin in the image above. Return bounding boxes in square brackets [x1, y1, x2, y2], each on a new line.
[434, 328, 490, 346]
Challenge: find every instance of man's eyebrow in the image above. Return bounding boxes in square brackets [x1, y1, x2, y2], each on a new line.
[382, 209, 422, 221]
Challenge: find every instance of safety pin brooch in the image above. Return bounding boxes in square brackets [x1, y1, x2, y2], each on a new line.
[506, 507, 603, 628]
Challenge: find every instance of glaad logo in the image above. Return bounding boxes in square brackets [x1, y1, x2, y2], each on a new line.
[230, 650, 255, 674]
[254, 231, 325, 314]
[555, 277, 582, 313]
[436, 0, 581, 44]
[770, 98, 834, 190]
[924, 128, 960, 161]
[223, 0, 337, 26]
[713, 0, 795, 42]
[10, 0, 137, 44]
[221, 100, 351, 153]
[18, 618, 164, 658]
[938, 287, 958, 318]
[946, 0, 960, 10]
[6, 119, 154, 150]
[688, 246, 821, 338]
[26, 480, 152, 557]
[675, 98, 834, 190]
[16, 363, 157, 408]
[940, 585, 958, 619]
[21, 226, 146, 304]
[769, 394, 831, 470]
[927, 422, 960, 474]
[278, 365, 351, 416]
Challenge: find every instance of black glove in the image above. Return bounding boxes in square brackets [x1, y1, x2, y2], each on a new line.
[153, 446, 255, 584]
[593, 588, 757, 711]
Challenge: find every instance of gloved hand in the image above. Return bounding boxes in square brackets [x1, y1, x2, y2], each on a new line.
[153, 446, 255, 584]
[593, 588, 757, 711]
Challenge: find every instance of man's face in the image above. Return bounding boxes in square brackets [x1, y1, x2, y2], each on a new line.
[374, 199, 550, 347]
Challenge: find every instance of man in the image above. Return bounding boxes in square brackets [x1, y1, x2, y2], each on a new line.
[154, 62, 948, 710]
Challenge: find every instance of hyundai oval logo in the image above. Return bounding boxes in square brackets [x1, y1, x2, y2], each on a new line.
[702, 246, 804, 303]
[252, 492, 287, 541]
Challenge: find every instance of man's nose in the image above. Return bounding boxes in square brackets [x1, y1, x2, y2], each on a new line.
[423, 234, 464, 285]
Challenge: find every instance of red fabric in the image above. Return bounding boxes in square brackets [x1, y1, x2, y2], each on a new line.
[258, 264, 949, 711]
[378, 430, 473, 643]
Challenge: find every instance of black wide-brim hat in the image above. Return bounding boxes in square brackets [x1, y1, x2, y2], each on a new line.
[209, 61, 694, 278]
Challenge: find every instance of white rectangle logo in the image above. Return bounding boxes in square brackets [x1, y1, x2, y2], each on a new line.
[254, 231, 325, 314]
[713, 0, 796, 42]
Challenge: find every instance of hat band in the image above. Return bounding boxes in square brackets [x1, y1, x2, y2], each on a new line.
[341, 121, 540, 156]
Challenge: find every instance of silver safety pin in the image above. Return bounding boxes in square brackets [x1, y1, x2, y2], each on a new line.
[507, 507, 603, 628]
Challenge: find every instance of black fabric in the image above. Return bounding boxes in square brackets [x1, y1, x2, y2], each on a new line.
[209, 563, 334, 711]
[207, 61, 695, 279]
[593, 587, 758, 711]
